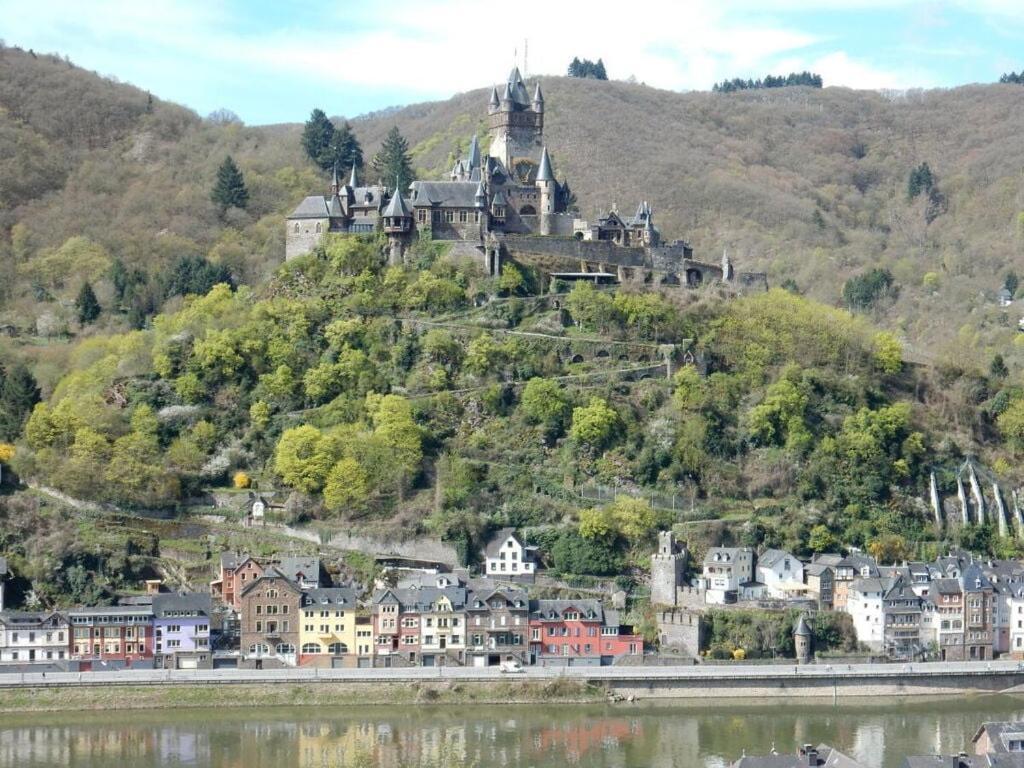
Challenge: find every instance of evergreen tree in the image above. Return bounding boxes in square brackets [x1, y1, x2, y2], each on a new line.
[594, 58, 608, 80]
[211, 155, 249, 210]
[567, 57, 582, 77]
[328, 121, 364, 174]
[75, 281, 101, 325]
[372, 126, 415, 188]
[301, 108, 335, 169]
[1005, 271, 1019, 297]
[0, 362, 41, 441]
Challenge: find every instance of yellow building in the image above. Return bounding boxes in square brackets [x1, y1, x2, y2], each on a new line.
[298, 588, 359, 667]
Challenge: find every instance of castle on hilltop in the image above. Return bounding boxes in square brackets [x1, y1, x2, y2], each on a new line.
[287, 67, 766, 291]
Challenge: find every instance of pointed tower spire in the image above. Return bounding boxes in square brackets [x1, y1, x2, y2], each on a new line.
[533, 81, 544, 106]
[536, 146, 553, 182]
[348, 164, 358, 188]
[331, 162, 340, 195]
[382, 175, 410, 218]
[475, 179, 487, 208]
[489, 86, 500, 111]
[467, 134, 481, 170]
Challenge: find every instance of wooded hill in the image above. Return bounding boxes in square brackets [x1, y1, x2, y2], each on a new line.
[5, 46, 1024, 600]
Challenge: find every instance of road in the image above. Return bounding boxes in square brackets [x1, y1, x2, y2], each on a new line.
[0, 660, 1021, 688]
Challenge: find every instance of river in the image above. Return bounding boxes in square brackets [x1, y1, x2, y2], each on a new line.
[2, 696, 1022, 768]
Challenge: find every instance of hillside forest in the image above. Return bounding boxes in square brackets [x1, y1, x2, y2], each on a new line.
[3, 46, 1024, 607]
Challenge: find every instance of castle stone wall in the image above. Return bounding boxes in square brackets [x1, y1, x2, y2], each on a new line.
[286, 218, 328, 260]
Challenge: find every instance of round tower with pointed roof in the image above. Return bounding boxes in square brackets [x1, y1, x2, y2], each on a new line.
[794, 613, 813, 665]
[536, 146, 556, 235]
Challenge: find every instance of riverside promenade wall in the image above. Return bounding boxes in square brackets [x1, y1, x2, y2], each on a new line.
[2, 661, 1024, 702]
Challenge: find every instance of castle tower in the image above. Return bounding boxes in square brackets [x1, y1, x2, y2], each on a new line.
[794, 614, 813, 665]
[651, 530, 688, 607]
[488, 67, 544, 171]
[327, 163, 346, 228]
[536, 146, 555, 236]
[381, 178, 412, 266]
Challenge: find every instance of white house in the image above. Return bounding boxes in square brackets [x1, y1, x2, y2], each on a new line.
[1009, 589, 1024, 657]
[0, 612, 70, 664]
[846, 577, 890, 651]
[702, 547, 754, 605]
[483, 528, 538, 582]
[755, 549, 806, 600]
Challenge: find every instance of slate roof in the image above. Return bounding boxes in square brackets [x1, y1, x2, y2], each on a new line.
[963, 562, 994, 592]
[531, 599, 603, 622]
[327, 194, 345, 218]
[382, 188, 411, 218]
[703, 547, 750, 567]
[883, 576, 921, 603]
[805, 562, 835, 578]
[536, 147, 553, 182]
[758, 549, 794, 569]
[812, 554, 845, 567]
[410, 180, 482, 208]
[849, 577, 892, 595]
[0, 611, 66, 628]
[238, 567, 302, 598]
[152, 592, 212, 618]
[484, 528, 521, 558]
[276, 557, 320, 585]
[931, 578, 963, 596]
[303, 587, 358, 609]
[794, 615, 812, 637]
[974, 721, 1024, 753]
[733, 745, 866, 767]
[289, 195, 330, 219]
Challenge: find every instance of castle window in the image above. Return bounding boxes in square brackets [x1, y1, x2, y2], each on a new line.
[474, 212, 480, 222]
[315, 222, 321, 233]
[417, 210, 427, 224]
[445, 210, 454, 223]
[459, 210, 468, 223]
[293, 223, 299, 233]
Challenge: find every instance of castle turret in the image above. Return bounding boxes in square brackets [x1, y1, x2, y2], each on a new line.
[467, 134, 481, 172]
[532, 81, 544, 113]
[536, 146, 555, 235]
[381, 177, 412, 266]
[794, 614, 813, 665]
[488, 68, 544, 170]
[488, 86, 500, 114]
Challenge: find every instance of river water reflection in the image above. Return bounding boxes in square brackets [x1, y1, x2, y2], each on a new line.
[2, 696, 1024, 768]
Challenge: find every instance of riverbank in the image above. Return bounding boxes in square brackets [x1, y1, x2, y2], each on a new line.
[0, 678, 602, 713]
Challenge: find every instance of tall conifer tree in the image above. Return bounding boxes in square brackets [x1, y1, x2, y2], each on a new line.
[372, 127, 415, 188]
[211, 155, 249, 210]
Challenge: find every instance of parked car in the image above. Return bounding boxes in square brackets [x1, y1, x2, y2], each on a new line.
[499, 660, 524, 673]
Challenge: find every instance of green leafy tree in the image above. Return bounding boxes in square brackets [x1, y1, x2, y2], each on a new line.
[808, 525, 838, 553]
[211, 155, 249, 210]
[570, 397, 620, 451]
[520, 377, 570, 436]
[997, 397, 1024, 449]
[74, 281, 101, 325]
[371, 126, 415, 188]
[274, 425, 336, 493]
[872, 331, 903, 375]
[323, 456, 370, 513]
[842, 268, 896, 311]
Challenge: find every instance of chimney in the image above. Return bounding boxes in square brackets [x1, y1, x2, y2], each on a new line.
[799, 745, 818, 766]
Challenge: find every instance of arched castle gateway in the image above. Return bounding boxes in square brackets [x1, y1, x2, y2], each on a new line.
[286, 68, 767, 291]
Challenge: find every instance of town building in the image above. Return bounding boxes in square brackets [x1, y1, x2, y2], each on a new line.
[702, 547, 755, 605]
[152, 592, 212, 670]
[529, 599, 641, 666]
[924, 578, 966, 661]
[68, 605, 154, 668]
[370, 588, 410, 665]
[482, 528, 538, 582]
[298, 587, 361, 667]
[847, 577, 889, 652]
[0, 611, 69, 663]
[238, 569, 303, 667]
[805, 555, 838, 610]
[732, 744, 866, 767]
[467, 585, 530, 667]
[973, 721, 1024, 754]
[756, 548, 806, 600]
[962, 563, 995, 661]
[210, 553, 264, 612]
[883, 576, 924, 659]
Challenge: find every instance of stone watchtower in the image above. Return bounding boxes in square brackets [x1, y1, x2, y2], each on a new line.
[794, 614, 813, 665]
[536, 146, 556, 235]
[487, 67, 543, 173]
[651, 530, 689, 606]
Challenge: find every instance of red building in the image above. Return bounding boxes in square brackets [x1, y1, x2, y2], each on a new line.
[68, 605, 155, 668]
[529, 599, 641, 666]
[210, 553, 264, 611]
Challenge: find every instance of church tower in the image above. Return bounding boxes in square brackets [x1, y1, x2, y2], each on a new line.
[487, 67, 544, 174]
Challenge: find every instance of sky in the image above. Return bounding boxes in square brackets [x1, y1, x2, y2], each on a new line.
[3, 0, 1024, 125]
